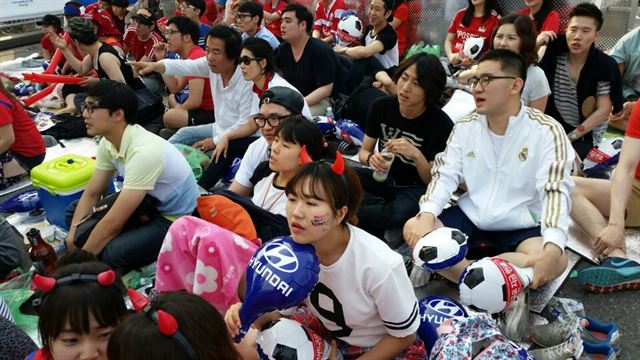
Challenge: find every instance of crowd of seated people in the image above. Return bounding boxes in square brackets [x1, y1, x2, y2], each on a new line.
[5, 1, 640, 359]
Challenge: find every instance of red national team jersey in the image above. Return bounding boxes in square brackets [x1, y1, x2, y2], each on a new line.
[313, 0, 348, 39]
[264, 0, 287, 38]
[0, 92, 45, 158]
[625, 101, 640, 179]
[185, 46, 214, 111]
[447, 8, 500, 56]
[123, 27, 163, 61]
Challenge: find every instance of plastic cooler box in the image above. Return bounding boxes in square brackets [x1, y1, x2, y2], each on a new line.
[30, 154, 97, 230]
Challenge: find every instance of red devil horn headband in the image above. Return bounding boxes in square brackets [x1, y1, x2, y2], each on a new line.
[127, 289, 197, 359]
[299, 146, 345, 176]
[33, 270, 117, 293]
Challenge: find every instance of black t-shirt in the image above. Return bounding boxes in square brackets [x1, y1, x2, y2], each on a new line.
[360, 24, 397, 54]
[366, 96, 453, 186]
[274, 37, 336, 97]
[97, 43, 145, 90]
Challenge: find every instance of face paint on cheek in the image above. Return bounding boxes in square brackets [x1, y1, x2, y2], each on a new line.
[310, 215, 329, 226]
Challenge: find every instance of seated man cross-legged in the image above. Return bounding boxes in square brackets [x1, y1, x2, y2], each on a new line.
[404, 50, 574, 337]
[65, 80, 199, 270]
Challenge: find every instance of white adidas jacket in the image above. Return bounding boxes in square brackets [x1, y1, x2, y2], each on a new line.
[419, 105, 575, 250]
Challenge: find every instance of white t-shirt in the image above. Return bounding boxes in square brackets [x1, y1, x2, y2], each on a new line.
[249, 73, 313, 120]
[250, 168, 287, 216]
[235, 137, 270, 188]
[522, 65, 551, 106]
[304, 224, 420, 347]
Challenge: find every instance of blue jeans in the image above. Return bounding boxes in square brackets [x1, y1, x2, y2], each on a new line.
[168, 123, 215, 146]
[65, 199, 173, 270]
[355, 167, 426, 240]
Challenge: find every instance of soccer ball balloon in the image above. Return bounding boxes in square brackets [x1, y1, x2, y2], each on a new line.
[459, 258, 533, 314]
[413, 227, 468, 271]
[582, 137, 623, 178]
[462, 37, 484, 60]
[337, 15, 362, 47]
[313, 116, 336, 137]
[257, 318, 330, 360]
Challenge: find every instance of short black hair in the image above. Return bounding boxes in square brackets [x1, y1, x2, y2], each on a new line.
[242, 37, 275, 74]
[206, 25, 243, 64]
[275, 115, 326, 161]
[393, 53, 446, 107]
[478, 49, 527, 87]
[68, 17, 98, 45]
[86, 80, 139, 124]
[167, 16, 199, 45]
[184, 0, 206, 16]
[569, 2, 603, 31]
[282, 3, 313, 34]
[238, 1, 264, 26]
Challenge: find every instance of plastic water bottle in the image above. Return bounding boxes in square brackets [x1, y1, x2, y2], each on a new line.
[325, 106, 334, 120]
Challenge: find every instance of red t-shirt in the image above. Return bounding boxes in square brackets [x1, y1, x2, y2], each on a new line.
[185, 46, 214, 111]
[40, 31, 81, 64]
[313, 0, 348, 39]
[0, 92, 45, 158]
[625, 101, 640, 179]
[264, 0, 287, 38]
[516, 8, 560, 34]
[123, 28, 163, 61]
[393, 3, 408, 56]
[447, 8, 500, 56]
[405, 0, 421, 53]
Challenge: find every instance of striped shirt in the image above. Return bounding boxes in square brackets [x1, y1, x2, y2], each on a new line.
[0, 297, 14, 322]
[553, 54, 610, 144]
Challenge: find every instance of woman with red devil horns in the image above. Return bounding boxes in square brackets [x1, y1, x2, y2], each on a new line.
[225, 149, 428, 359]
[27, 258, 127, 360]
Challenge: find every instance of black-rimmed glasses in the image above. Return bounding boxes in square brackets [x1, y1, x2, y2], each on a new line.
[467, 75, 517, 89]
[79, 101, 109, 114]
[253, 114, 289, 128]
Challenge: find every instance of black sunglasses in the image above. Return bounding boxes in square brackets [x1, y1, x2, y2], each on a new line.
[239, 55, 262, 66]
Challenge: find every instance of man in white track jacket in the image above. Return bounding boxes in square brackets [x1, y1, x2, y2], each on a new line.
[404, 49, 574, 289]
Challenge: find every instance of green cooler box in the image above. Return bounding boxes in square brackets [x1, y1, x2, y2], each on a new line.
[31, 154, 97, 230]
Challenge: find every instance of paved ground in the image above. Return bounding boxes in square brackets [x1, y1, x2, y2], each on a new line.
[3, 35, 638, 359]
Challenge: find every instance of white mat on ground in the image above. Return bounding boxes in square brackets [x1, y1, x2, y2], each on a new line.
[44, 137, 99, 162]
[566, 219, 640, 265]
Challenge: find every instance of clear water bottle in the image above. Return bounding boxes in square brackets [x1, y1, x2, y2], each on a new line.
[325, 106, 334, 120]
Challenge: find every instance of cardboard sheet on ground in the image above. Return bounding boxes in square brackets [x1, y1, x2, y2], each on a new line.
[566, 219, 640, 265]
[43, 137, 99, 162]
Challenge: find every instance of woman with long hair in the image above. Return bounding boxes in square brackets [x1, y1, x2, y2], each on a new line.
[517, 0, 560, 34]
[444, 0, 500, 67]
[458, 14, 551, 111]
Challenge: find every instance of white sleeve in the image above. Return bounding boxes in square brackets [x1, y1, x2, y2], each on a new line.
[525, 66, 551, 103]
[370, 259, 420, 338]
[213, 83, 256, 144]
[536, 120, 575, 251]
[235, 139, 268, 187]
[160, 57, 210, 78]
[418, 122, 466, 217]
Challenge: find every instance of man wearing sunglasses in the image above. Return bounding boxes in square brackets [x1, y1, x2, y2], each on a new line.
[65, 80, 199, 269]
[224, 1, 280, 49]
[404, 50, 574, 337]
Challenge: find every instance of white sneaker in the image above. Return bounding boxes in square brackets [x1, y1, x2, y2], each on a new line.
[410, 264, 431, 288]
[528, 330, 584, 360]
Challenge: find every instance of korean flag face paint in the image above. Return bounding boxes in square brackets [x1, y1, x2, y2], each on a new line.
[311, 215, 329, 226]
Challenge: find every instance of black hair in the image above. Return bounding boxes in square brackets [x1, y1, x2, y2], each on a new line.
[110, 0, 130, 8]
[69, 17, 99, 45]
[167, 16, 200, 45]
[107, 292, 239, 360]
[569, 2, 603, 31]
[238, 1, 264, 26]
[55, 249, 99, 268]
[461, 0, 498, 27]
[530, 0, 554, 33]
[38, 261, 126, 355]
[478, 48, 527, 85]
[241, 37, 276, 75]
[286, 159, 362, 226]
[86, 80, 139, 124]
[493, 14, 538, 67]
[282, 3, 313, 34]
[184, 0, 206, 16]
[275, 115, 326, 161]
[206, 25, 243, 64]
[392, 53, 446, 107]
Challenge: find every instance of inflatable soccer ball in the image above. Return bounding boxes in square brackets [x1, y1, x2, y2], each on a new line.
[459, 258, 533, 314]
[463, 37, 484, 60]
[257, 318, 330, 360]
[413, 227, 468, 271]
[337, 15, 362, 47]
[313, 116, 336, 137]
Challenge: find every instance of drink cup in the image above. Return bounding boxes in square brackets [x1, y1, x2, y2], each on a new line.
[372, 150, 394, 182]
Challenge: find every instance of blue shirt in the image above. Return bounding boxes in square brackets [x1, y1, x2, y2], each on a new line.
[241, 26, 280, 49]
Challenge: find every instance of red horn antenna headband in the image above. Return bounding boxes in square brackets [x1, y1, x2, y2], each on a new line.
[331, 150, 345, 175]
[300, 145, 313, 165]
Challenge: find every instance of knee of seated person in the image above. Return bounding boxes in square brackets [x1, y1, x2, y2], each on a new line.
[402, 217, 418, 240]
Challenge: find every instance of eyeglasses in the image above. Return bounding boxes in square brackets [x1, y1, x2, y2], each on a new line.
[179, 3, 196, 10]
[239, 55, 262, 66]
[467, 75, 517, 89]
[234, 13, 253, 22]
[253, 114, 289, 128]
[163, 29, 181, 37]
[79, 101, 109, 114]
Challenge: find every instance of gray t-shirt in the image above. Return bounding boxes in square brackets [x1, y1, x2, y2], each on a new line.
[522, 65, 551, 106]
[609, 26, 640, 99]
